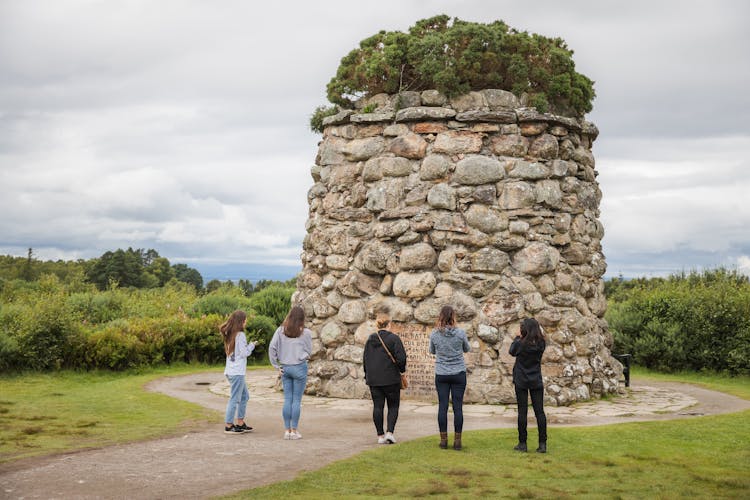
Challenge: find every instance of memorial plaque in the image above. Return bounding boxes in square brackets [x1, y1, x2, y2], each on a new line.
[389, 323, 436, 400]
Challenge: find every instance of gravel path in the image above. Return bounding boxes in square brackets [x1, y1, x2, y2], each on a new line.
[2, 370, 748, 499]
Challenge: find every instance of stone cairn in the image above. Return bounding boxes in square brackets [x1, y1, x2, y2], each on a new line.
[295, 89, 623, 405]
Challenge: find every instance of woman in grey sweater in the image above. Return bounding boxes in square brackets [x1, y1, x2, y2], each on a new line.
[269, 305, 313, 440]
[429, 305, 470, 450]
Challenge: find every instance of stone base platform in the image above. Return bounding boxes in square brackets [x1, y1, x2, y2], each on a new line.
[212, 370, 699, 425]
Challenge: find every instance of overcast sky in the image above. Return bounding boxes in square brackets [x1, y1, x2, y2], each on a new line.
[1, 0, 748, 279]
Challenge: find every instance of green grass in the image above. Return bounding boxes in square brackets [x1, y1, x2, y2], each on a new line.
[0, 363, 224, 463]
[227, 373, 750, 499]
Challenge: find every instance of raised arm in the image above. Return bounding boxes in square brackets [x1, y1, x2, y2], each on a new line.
[509, 337, 522, 357]
[236, 332, 255, 359]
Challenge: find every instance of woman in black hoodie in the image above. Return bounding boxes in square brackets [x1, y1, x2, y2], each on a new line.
[510, 317, 547, 453]
[363, 310, 407, 444]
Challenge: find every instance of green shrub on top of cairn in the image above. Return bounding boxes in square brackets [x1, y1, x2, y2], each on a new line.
[312, 14, 595, 132]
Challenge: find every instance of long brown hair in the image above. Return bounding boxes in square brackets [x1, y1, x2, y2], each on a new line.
[282, 305, 305, 339]
[520, 318, 545, 345]
[436, 305, 456, 330]
[220, 310, 247, 356]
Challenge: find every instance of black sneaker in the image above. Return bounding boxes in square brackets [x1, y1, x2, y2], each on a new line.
[224, 425, 243, 434]
[235, 423, 253, 433]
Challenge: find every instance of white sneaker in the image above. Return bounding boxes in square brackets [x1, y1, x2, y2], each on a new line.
[290, 430, 302, 440]
[284, 431, 291, 440]
[385, 432, 396, 444]
[377, 435, 387, 444]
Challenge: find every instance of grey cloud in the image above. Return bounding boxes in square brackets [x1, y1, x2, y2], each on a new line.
[1, 0, 748, 275]
[605, 246, 750, 279]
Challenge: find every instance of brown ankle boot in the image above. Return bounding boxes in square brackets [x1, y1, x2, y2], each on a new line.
[439, 432, 448, 449]
[453, 432, 462, 450]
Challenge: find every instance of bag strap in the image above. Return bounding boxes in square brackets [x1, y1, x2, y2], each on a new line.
[376, 331, 399, 367]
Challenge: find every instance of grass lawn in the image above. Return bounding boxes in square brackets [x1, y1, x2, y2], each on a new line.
[228, 372, 750, 499]
[0, 363, 225, 464]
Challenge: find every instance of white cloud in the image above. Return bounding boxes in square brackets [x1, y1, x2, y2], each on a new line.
[598, 136, 750, 261]
[1, 0, 749, 279]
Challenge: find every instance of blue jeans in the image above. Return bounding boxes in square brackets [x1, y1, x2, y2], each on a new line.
[281, 362, 308, 429]
[225, 374, 249, 424]
[435, 371, 467, 433]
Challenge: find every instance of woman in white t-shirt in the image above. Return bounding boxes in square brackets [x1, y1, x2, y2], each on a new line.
[221, 310, 256, 434]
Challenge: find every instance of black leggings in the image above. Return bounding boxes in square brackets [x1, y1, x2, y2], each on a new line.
[515, 385, 547, 444]
[435, 372, 467, 433]
[370, 383, 401, 435]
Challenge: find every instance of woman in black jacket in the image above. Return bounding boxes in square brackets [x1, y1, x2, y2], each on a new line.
[363, 310, 407, 444]
[509, 317, 547, 453]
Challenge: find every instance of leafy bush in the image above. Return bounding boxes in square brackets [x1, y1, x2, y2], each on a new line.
[83, 315, 225, 370]
[190, 293, 253, 318]
[67, 291, 124, 324]
[245, 314, 277, 358]
[324, 15, 595, 117]
[0, 275, 84, 370]
[0, 329, 21, 371]
[85, 326, 145, 370]
[11, 295, 83, 370]
[0, 303, 24, 370]
[607, 269, 750, 374]
[249, 285, 294, 325]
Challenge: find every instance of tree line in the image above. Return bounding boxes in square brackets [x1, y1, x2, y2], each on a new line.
[0, 248, 292, 294]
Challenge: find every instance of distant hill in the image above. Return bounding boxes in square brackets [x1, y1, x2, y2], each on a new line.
[191, 263, 301, 283]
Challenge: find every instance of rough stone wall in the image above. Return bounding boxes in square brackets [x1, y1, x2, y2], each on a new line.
[295, 89, 623, 405]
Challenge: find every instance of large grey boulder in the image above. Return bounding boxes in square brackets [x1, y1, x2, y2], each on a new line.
[392, 272, 437, 298]
[513, 242, 560, 275]
[454, 156, 505, 185]
[400, 243, 437, 270]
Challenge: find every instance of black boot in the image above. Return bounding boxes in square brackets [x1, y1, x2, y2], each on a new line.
[536, 442, 547, 453]
[439, 432, 448, 449]
[513, 442, 527, 452]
